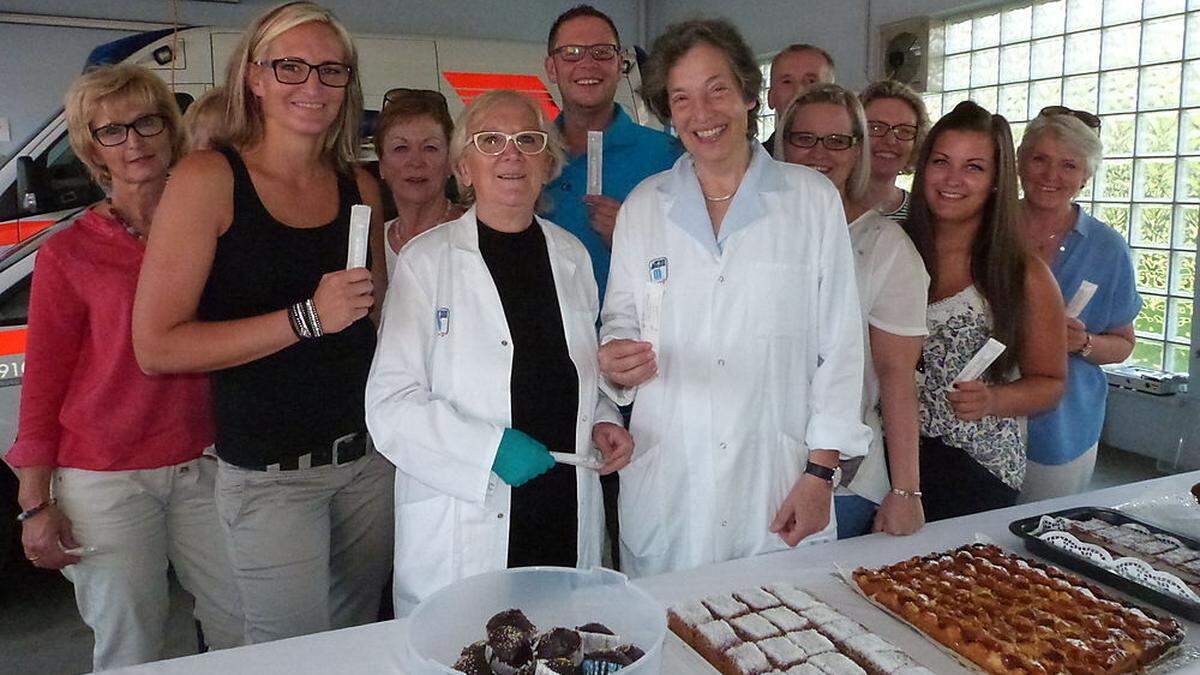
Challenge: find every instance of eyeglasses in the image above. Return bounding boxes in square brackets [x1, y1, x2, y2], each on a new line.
[91, 114, 167, 147]
[383, 87, 449, 111]
[257, 58, 353, 88]
[785, 131, 858, 151]
[471, 130, 549, 156]
[551, 43, 620, 62]
[866, 121, 918, 142]
[1039, 105, 1101, 130]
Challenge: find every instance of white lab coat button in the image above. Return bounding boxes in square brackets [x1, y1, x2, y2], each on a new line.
[497, 513, 504, 519]
[720, 442, 727, 449]
[581, 414, 589, 422]
[717, 358, 725, 366]
[501, 340, 509, 346]
[721, 520, 728, 526]
[718, 275, 725, 283]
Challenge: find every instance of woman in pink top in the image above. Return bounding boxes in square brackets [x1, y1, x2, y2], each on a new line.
[7, 64, 243, 669]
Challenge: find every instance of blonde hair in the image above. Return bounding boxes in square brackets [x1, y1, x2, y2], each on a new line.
[1018, 112, 1103, 181]
[775, 83, 871, 202]
[223, 2, 362, 172]
[182, 86, 228, 152]
[448, 90, 565, 210]
[63, 63, 186, 189]
[859, 79, 931, 174]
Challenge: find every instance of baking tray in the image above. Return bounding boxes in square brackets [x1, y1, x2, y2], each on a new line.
[1009, 506, 1200, 622]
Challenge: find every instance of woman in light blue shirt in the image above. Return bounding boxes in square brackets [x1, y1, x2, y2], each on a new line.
[1018, 108, 1142, 502]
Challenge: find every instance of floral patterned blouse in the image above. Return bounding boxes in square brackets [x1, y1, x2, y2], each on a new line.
[918, 285, 1026, 490]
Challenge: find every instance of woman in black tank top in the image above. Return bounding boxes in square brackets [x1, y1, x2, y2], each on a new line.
[132, 3, 393, 644]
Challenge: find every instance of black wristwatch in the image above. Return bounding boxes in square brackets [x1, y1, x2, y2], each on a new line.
[804, 461, 842, 487]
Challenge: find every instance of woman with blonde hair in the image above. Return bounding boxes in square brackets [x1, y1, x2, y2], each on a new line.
[903, 101, 1066, 520]
[776, 83, 929, 539]
[853, 79, 931, 222]
[366, 89, 632, 614]
[133, 1, 392, 642]
[1017, 108, 1140, 502]
[10, 63, 243, 669]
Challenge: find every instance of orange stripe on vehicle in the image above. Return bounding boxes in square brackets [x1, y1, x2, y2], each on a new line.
[0, 219, 55, 246]
[442, 71, 561, 119]
[0, 329, 27, 356]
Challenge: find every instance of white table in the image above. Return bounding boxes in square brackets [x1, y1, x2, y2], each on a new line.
[112, 471, 1200, 674]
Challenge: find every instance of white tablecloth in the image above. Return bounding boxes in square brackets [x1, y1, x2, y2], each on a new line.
[111, 471, 1200, 674]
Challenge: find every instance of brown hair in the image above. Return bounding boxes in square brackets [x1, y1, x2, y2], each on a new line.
[859, 79, 931, 174]
[223, 2, 362, 172]
[905, 100, 1026, 379]
[182, 86, 228, 152]
[64, 63, 187, 189]
[771, 43, 836, 82]
[639, 18, 761, 138]
[547, 4, 620, 52]
[373, 93, 454, 160]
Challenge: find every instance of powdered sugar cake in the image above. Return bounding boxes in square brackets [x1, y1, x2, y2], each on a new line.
[668, 584, 934, 675]
[853, 543, 1185, 674]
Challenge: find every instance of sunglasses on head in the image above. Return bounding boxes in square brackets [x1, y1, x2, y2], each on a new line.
[1039, 105, 1101, 131]
[383, 88, 449, 111]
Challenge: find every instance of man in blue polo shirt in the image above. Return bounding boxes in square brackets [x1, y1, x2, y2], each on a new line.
[542, 4, 682, 300]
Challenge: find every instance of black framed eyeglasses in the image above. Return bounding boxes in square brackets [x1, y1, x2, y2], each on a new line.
[383, 87, 449, 111]
[1039, 105, 1101, 130]
[866, 121, 918, 142]
[257, 58, 353, 88]
[786, 131, 859, 151]
[91, 114, 167, 147]
[471, 131, 549, 156]
[551, 43, 619, 62]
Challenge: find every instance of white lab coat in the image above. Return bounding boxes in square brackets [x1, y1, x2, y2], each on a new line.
[601, 144, 872, 578]
[365, 208, 621, 616]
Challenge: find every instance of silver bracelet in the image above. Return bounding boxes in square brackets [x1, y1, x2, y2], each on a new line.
[304, 298, 323, 337]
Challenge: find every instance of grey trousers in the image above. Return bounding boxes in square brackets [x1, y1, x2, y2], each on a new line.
[57, 455, 244, 670]
[214, 450, 394, 644]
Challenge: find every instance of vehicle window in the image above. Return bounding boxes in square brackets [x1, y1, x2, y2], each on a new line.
[0, 276, 30, 327]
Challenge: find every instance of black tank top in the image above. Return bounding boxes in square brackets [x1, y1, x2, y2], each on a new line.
[197, 147, 376, 467]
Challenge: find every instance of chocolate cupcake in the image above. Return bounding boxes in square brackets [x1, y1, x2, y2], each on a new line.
[616, 644, 644, 662]
[576, 623, 622, 652]
[580, 649, 632, 675]
[453, 640, 492, 674]
[488, 609, 537, 637]
[487, 625, 533, 675]
[535, 628, 583, 662]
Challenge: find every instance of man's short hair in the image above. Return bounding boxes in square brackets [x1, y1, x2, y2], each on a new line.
[548, 4, 621, 53]
[771, 43, 836, 82]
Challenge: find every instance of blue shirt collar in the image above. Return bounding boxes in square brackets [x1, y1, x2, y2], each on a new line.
[554, 104, 638, 149]
[658, 141, 783, 255]
[1070, 202, 1093, 237]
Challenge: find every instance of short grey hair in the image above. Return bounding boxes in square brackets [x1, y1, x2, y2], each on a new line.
[775, 83, 871, 202]
[449, 89, 565, 209]
[1018, 112, 1103, 181]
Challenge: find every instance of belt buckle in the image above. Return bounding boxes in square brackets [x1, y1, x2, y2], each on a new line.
[331, 433, 358, 465]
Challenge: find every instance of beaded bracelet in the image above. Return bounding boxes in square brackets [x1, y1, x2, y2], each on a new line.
[890, 487, 922, 499]
[16, 498, 56, 522]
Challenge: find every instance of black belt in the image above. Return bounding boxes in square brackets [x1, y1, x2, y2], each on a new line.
[245, 432, 369, 472]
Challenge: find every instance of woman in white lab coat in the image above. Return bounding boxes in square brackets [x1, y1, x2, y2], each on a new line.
[366, 89, 633, 615]
[598, 19, 871, 578]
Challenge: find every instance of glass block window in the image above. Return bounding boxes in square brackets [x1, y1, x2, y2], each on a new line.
[928, 0, 1199, 374]
[757, 60, 776, 143]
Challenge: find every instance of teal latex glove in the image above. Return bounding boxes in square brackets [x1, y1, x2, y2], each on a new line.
[492, 428, 555, 487]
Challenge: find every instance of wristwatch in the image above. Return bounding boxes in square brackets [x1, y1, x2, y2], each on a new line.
[804, 461, 842, 487]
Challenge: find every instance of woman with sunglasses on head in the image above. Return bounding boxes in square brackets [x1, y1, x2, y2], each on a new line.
[132, 2, 393, 643]
[10, 63, 244, 669]
[903, 101, 1067, 521]
[851, 80, 931, 223]
[599, 20, 869, 578]
[365, 89, 633, 615]
[1017, 108, 1140, 503]
[374, 89, 465, 277]
[775, 83, 929, 539]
